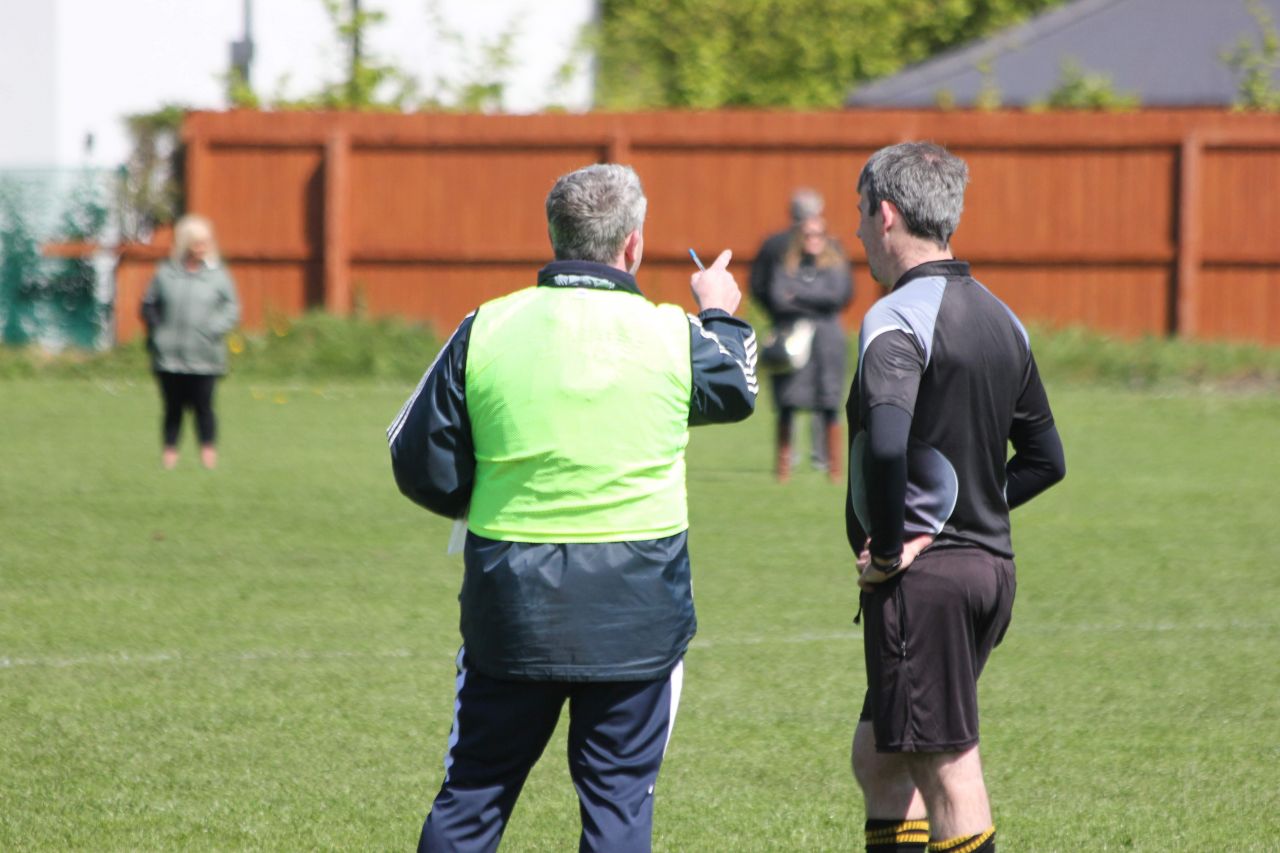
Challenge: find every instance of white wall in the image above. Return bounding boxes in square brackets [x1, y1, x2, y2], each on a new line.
[0, 2, 59, 168]
[1, 0, 595, 170]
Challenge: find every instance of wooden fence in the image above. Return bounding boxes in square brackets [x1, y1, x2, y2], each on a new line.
[114, 109, 1280, 346]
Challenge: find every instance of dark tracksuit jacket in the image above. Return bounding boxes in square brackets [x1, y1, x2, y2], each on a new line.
[388, 260, 758, 682]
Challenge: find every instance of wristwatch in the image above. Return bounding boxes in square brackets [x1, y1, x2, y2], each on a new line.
[870, 554, 903, 574]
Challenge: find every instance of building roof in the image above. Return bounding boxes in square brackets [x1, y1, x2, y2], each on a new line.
[847, 0, 1280, 108]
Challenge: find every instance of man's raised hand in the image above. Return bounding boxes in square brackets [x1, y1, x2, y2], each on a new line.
[690, 249, 742, 315]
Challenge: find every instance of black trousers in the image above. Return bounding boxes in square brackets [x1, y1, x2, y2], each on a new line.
[156, 372, 218, 447]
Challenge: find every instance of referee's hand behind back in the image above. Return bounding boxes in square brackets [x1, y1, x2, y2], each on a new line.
[691, 249, 742, 315]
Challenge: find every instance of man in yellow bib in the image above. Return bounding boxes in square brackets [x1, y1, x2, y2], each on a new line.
[388, 163, 757, 852]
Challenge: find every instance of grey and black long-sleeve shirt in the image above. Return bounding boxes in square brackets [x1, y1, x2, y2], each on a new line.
[846, 260, 1066, 562]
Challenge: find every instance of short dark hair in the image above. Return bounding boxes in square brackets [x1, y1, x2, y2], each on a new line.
[858, 142, 969, 248]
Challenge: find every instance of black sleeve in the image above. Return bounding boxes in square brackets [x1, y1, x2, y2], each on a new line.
[1006, 423, 1065, 509]
[386, 314, 476, 518]
[749, 250, 772, 316]
[864, 403, 912, 560]
[688, 309, 759, 426]
[1006, 354, 1066, 508]
[855, 329, 925, 560]
[749, 233, 786, 319]
[140, 272, 162, 329]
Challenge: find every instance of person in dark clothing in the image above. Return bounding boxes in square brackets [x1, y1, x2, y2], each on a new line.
[751, 189, 853, 482]
[140, 214, 240, 470]
[844, 142, 1066, 853]
[388, 163, 757, 852]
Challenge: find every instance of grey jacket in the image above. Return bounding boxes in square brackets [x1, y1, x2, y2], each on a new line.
[141, 260, 240, 375]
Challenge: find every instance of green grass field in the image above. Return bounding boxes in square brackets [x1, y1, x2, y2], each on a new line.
[2, 374, 1278, 851]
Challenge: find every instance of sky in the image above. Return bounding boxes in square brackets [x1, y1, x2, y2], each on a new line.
[0, 0, 596, 170]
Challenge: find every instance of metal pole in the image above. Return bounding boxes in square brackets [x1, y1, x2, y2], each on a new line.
[351, 0, 362, 103]
[243, 0, 254, 86]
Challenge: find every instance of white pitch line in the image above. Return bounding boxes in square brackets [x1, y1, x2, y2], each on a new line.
[1, 620, 1273, 671]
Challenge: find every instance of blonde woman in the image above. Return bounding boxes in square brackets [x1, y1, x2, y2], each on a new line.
[140, 214, 240, 469]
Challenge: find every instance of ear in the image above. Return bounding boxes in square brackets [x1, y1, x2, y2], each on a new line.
[878, 199, 898, 234]
[623, 228, 644, 269]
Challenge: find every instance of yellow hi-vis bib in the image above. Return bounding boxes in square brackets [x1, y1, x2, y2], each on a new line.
[464, 285, 693, 542]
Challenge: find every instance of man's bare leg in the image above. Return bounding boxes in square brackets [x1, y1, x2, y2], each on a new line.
[852, 721, 926, 818]
[905, 745, 993, 842]
[853, 720, 929, 850]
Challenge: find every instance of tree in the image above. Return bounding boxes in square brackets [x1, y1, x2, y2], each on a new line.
[1033, 58, 1138, 111]
[594, 0, 1067, 108]
[118, 105, 186, 238]
[418, 2, 521, 113]
[227, 0, 523, 113]
[1223, 0, 1280, 111]
[228, 0, 418, 110]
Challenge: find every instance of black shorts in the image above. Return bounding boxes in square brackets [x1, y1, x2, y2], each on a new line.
[859, 546, 1015, 753]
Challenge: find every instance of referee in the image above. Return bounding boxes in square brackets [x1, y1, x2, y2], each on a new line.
[388, 163, 757, 852]
[845, 142, 1066, 853]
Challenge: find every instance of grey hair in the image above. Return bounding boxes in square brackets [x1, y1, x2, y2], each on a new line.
[789, 188, 824, 223]
[170, 213, 221, 264]
[545, 164, 647, 263]
[857, 142, 969, 248]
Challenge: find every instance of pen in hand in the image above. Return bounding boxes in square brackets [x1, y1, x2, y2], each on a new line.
[687, 248, 741, 315]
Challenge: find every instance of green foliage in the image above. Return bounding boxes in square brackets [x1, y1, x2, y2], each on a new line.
[227, 310, 439, 380]
[1032, 58, 1139, 111]
[44, 179, 110, 345]
[0, 175, 110, 348]
[230, 0, 524, 113]
[973, 56, 1003, 110]
[1030, 324, 1280, 388]
[1223, 0, 1280, 111]
[7, 318, 1278, 391]
[2, 380, 1279, 848]
[295, 0, 419, 110]
[0, 184, 40, 345]
[225, 67, 261, 110]
[0, 310, 439, 381]
[595, 0, 1067, 108]
[118, 104, 187, 236]
[230, 0, 419, 111]
[418, 1, 521, 113]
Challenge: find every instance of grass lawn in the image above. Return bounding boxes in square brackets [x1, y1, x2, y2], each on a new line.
[2, 375, 1278, 851]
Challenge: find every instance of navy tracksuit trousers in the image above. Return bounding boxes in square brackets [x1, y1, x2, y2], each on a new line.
[418, 651, 684, 853]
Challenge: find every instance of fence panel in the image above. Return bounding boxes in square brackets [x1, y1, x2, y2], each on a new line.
[105, 109, 1280, 346]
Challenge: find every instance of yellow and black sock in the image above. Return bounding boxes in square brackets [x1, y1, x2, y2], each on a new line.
[928, 826, 996, 853]
[865, 818, 929, 851]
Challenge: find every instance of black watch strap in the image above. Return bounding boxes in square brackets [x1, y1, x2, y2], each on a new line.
[871, 554, 903, 573]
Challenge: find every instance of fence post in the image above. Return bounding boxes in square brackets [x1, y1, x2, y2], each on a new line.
[185, 131, 211, 215]
[1175, 133, 1203, 338]
[607, 128, 631, 165]
[324, 129, 351, 316]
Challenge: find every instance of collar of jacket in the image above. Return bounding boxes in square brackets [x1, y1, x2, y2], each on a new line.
[536, 260, 641, 296]
[169, 258, 219, 274]
[892, 259, 971, 292]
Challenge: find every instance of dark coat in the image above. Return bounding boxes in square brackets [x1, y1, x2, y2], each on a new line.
[753, 239, 853, 412]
